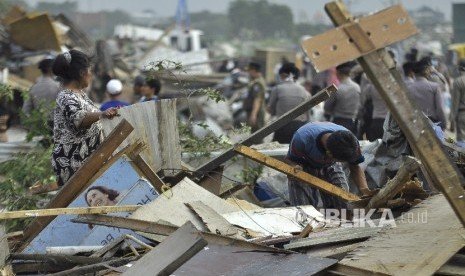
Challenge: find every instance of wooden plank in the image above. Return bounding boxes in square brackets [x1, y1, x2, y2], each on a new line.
[18, 119, 134, 252]
[197, 166, 223, 195]
[338, 195, 465, 275]
[185, 201, 239, 237]
[72, 214, 289, 253]
[0, 205, 140, 219]
[306, 242, 364, 259]
[101, 99, 181, 176]
[365, 156, 420, 209]
[49, 256, 139, 276]
[193, 85, 336, 177]
[0, 225, 9, 268]
[436, 254, 465, 276]
[122, 221, 207, 276]
[323, 1, 465, 227]
[284, 227, 381, 250]
[298, 223, 313, 239]
[11, 253, 103, 265]
[328, 263, 391, 276]
[234, 144, 360, 202]
[302, 5, 417, 72]
[90, 235, 127, 258]
[127, 147, 165, 193]
[172, 244, 337, 275]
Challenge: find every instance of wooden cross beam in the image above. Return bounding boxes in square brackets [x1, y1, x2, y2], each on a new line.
[0, 205, 140, 220]
[233, 144, 360, 202]
[301, 1, 465, 226]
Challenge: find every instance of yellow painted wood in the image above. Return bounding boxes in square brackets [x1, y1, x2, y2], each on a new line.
[301, 5, 417, 72]
[233, 145, 360, 202]
[0, 205, 140, 220]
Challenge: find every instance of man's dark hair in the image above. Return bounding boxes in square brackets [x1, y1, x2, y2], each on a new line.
[326, 130, 360, 163]
[336, 61, 356, 75]
[146, 78, 162, 95]
[248, 61, 261, 72]
[38, 59, 54, 74]
[133, 75, 146, 86]
[402, 61, 415, 76]
[412, 57, 431, 75]
[279, 62, 300, 80]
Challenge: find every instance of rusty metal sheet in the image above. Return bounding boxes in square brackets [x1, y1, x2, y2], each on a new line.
[301, 5, 418, 72]
[174, 244, 337, 275]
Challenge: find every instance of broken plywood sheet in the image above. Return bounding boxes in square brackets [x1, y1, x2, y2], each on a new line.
[224, 198, 262, 211]
[9, 13, 61, 51]
[186, 201, 240, 238]
[101, 99, 181, 176]
[173, 244, 337, 275]
[339, 195, 465, 275]
[131, 177, 239, 231]
[122, 221, 207, 276]
[221, 205, 325, 237]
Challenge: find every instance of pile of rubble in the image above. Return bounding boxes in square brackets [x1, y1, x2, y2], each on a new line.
[1, 2, 465, 275]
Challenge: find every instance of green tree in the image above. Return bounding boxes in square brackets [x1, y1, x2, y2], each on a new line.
[228, 0, 294, 39]
[295, 22, 332, 39]
[100, 10, 133, 38]
[35, 1, 77, 19]
[189, 10, 231, 43]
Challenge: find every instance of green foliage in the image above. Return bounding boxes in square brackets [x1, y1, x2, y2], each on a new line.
[20, 105, 54, 143]
[239, 164, 263, 184]
[189, 10, 232, 43]
[0, 84, 28, 105]
[178, 120, 231, 157]
[197, 87, 226, 103]
[0, 146, 55, 232]
[0, 83, 54, 231]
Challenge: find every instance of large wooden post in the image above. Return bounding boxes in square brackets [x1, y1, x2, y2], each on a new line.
[301, 1, 465, 226]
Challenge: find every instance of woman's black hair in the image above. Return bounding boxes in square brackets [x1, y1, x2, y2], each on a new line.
[326, 130, 360, 163]
[84, 185, 120, 206]
[52, 49, 91, 85]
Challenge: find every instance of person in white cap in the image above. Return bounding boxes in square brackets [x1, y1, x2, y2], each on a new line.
[100, 79, 129, 111]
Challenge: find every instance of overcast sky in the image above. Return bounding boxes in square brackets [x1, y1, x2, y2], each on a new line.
[25, 0, 460, 22]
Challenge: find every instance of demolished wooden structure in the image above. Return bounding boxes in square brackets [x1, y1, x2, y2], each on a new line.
[2, 2, 465, 275]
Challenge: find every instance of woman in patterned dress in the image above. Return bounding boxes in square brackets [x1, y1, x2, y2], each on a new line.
[51, 50, 119, 186]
